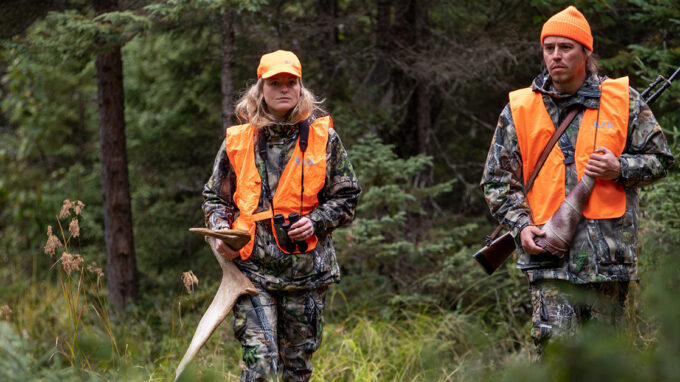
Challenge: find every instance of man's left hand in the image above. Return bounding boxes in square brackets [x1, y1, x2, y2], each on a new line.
[288, 217, 314, 241]
[584, 146, 620, 180]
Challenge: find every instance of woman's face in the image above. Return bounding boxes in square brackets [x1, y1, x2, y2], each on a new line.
[263, 73, 300, 120]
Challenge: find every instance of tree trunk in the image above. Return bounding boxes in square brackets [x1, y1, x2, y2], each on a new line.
[94, 0, 138, 313]
[316, 0, 338, 83]
[353, 0, 391, 108]
[415, 83, 431, 157]
[220, 7, 235, 135]
[376, 0, 391, 53]
[391, 0, 433, 159]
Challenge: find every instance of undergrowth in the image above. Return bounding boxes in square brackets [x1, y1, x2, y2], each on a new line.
[1, 198, 679, 381]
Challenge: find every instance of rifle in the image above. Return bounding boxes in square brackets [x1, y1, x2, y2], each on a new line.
[474, 66, 680, 275]
[641, 66, 680, 106]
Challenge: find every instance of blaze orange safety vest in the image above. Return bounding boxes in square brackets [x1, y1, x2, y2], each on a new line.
[226, 116, 330, 260]
[510, 77, 629, 225]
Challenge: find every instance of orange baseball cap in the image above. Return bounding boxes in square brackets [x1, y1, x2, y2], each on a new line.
[256, 50, 302, 79]
[541, 6, 593, 51]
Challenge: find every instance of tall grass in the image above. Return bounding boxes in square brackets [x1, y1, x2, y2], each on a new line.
[312, 304, 531, 382]
[2, 259, 676, 381]
[2, 201, 679, 381]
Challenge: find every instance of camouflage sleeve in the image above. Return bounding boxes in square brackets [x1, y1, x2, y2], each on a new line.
[307, 128, 362, 235]
[480, 104, 534, 237]
[618, 88, 674, 187]
[202, 140, 237, 230]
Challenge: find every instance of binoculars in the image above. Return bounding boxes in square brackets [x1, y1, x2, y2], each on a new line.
[273, 212, 308, 253]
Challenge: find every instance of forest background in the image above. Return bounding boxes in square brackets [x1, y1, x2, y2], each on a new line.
[1, 0, 679, 381]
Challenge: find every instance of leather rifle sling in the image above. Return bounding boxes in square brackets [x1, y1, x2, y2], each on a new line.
[487, 106, 580, 241]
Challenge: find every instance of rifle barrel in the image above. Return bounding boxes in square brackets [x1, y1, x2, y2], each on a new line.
[641, 75, 664, 100]
[643, 66, 680, 106]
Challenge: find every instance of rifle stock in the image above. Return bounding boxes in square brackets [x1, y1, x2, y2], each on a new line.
[473, 232, 516, 275]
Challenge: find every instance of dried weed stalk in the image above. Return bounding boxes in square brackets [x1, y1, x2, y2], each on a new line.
[43, 199, 118, 367]
[182, 271, 199, 294]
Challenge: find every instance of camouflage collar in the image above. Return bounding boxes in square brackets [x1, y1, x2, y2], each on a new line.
[532, 70, 603, 109]
[262, 122, 299, 140]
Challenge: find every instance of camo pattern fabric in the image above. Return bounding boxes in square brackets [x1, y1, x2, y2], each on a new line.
[232, 281, 328, 382]
[203, 117, 361, 291]
[481, 71, 674, 283]
[530, 279, 629, 356]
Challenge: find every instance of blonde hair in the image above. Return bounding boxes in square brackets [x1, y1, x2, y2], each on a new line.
[234, 78, 325, 128]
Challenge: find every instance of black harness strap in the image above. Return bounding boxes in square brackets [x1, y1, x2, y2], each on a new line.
[297, 117, 313, 216]
[298, 117, 311, 152]
[256, 128, 274, 203]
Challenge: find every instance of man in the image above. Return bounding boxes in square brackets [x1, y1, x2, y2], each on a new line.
[481, 6, 673, 354]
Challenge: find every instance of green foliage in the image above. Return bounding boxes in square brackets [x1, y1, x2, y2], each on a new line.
[145, 0, 267, 18]
[0, 16, 103, 279]
[122, 27, 223, 277]
[334, 134, 458, 305]
[468, 247, 680, 382]
[0, 322, 81, 382]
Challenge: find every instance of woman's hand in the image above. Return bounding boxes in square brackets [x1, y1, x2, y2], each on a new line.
[288, 217, 314, 241]
[215, 239, 240, 261]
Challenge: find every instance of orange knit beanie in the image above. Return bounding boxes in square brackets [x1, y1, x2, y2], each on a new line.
[541, 6, 593, 51]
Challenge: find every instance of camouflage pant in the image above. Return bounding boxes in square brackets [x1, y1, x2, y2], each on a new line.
[530, 280, 629, 356]
[232, 282, 328, 382]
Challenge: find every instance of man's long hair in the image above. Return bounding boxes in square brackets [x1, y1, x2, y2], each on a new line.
[234, 78, 325, 128]
[585, 47, 598, 74]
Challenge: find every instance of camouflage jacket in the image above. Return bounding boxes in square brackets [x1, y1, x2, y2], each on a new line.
[481, 71, 674, 283]
[202, 117, 361, 291]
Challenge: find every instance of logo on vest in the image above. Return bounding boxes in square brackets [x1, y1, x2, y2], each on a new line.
[593, 121, 615, 129]
[293, 156, 316, 166]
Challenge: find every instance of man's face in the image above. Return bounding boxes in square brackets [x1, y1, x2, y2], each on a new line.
[542, 36, 589, 90]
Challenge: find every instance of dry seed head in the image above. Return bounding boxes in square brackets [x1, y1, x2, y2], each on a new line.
[60, 252, 83, 275]
[74, 200, 85, 216]
[60, 252, 73, 274]
[69, 218, 80, 238]
[182, 270, 199, 294]
[87, 262, 104, 278]
[44, 225, 63, 257]
[59, 199, 74, 219]
[0, 304, 11, 321]
[72, 254, 83, 271]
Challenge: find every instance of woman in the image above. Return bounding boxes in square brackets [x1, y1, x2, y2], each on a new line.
[202, 50, 361, 381]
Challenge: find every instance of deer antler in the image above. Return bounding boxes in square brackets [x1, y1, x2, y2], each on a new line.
[175, 229, 257, 380]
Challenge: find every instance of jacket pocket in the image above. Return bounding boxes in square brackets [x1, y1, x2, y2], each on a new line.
[594, 213, 635, 265]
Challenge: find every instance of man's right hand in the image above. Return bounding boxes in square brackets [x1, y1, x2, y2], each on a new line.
[520, 225, 546, 254]
[216, 239, 240, 261]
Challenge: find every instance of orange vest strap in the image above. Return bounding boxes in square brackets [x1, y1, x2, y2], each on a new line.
[252, 210, 273, 221]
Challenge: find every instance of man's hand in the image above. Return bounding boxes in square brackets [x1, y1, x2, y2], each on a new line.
[584, 146, 620, 180]
[215, 239, 240, 261]
[520, 225, 546, 254]
[288, 217, 314, 241]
